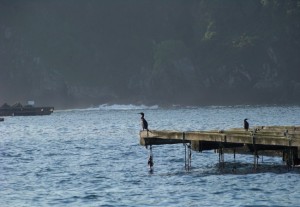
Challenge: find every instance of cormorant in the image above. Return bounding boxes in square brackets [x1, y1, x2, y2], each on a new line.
[244, 118, 249, 131]
[139, 112, 149, 131]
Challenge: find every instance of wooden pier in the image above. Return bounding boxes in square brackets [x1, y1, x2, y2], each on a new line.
[140, 126, 300, 168]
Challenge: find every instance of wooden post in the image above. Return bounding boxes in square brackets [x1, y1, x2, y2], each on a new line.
[184, 143, 192, 171]
[218, 147, 225, 169]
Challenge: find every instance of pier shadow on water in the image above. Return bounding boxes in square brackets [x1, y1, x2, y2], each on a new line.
[152, 160, 300, 177]
[188, 161, 300, 176]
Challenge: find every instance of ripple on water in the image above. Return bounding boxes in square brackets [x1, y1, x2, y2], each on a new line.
[1, 106, 300, 206]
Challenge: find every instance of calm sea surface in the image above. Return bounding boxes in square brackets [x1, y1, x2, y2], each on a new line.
[1, 105, 300, 207]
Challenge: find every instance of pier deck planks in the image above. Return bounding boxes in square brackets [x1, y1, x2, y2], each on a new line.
[140, 126, 300, 148]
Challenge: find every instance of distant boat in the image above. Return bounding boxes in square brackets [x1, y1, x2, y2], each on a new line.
[0, 102, 54, 116]
[0, 117, 4, 121]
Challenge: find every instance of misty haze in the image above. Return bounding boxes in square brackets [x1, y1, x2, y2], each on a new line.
[1, 0, 300, 109]
[2, 1, 300, 206]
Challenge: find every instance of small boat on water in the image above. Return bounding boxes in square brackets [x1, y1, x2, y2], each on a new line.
[0, 117, 4, 121]
[0, 102, 54, 116]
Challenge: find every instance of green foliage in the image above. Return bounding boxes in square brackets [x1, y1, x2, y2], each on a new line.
[153, 40, 188, 72]
[202, 21, 217, 41]
[232, 34, 258, 48]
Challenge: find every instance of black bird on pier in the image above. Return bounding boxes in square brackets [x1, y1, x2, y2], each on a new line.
[139, 112, 149, 131]
[244, 118, 249, 131]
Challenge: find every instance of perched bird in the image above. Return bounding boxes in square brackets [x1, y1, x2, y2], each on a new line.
[244, 118, 249, 131]
[139, 112, 149, 131]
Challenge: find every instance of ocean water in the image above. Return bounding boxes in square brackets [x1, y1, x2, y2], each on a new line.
[1, 105, 300, 207]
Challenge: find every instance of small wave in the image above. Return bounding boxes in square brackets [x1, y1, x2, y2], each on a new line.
[55, 104, 159, 112]
[96, 104, 159, 110]
[82, 194, 100, 200]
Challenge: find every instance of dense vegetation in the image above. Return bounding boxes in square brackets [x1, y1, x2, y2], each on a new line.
[1, 0, 300, 108]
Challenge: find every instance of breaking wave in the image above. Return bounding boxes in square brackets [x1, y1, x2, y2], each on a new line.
[96, 104, 159, 110]
[56, 104, 159, 113]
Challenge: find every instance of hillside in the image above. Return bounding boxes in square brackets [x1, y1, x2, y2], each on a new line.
[1, 0, 300, 108]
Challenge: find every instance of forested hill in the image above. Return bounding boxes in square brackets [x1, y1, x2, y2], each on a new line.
[1, 0, 300, 108]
